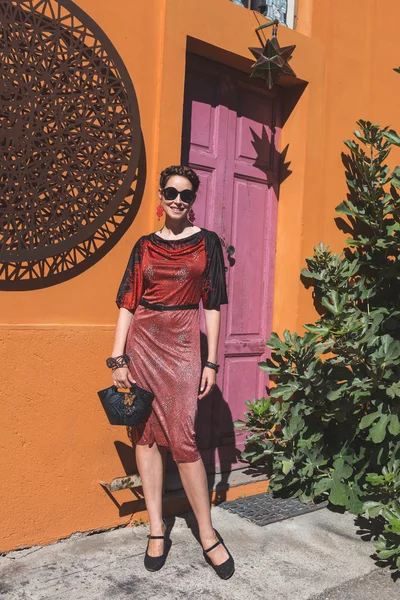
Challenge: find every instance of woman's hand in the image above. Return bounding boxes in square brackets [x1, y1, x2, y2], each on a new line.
[198, 366, 216, 399]
[112, 366, 136, 389]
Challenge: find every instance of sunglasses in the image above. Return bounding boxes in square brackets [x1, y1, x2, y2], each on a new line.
[162, 187, 196, 204]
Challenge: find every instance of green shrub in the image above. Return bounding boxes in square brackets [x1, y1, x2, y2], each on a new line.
[235, 118, 400, 570]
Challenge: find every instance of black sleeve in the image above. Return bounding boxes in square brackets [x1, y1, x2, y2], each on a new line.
[116, 237, 145, 312]
[201, 231, 228, 309]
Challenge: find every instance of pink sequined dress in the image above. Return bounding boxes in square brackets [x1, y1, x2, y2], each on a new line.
[116, 228, 228, 463]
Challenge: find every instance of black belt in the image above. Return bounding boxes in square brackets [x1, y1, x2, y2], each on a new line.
[139, 298, 199, 311]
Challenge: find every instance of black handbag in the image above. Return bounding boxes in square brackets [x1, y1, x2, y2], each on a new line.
[97, 382, 154, 426]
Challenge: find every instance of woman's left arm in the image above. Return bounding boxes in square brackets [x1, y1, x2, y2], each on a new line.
[198, 308, 221, 399]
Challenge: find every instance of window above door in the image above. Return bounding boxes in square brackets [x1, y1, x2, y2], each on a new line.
[230, 0, 297, 29]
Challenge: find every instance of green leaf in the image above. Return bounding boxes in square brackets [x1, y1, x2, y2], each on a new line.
[266, 331, 289, 354]
[383, 129, 400, 145]
[382, 508, 400, 525]
[363, 501, 383, 517]
[327, 387, 347, 401]
[374, 538, 389, 551]
[388, 415, 400, 436]
[347, 486, 364, 515]
[282, 414, 306, 439]
[373, 335, 400, 363]
[369, 414, 390, 443]
[387, 382, 400, 399]
[365, 473, 385, 486]
[329, 476, 348, 506]
[377, 548, 400, 560]
[359, 411, 381, 429]
[333, 457, 353, 480]
[321, 291, 344, 315]
[282, 458, 294, 475]
[240, 451, 257, 460]
[335, 201, 356, 216]
[314, 477, 332, 495]
[270, 380, 301, 401]
[300, 268, 315, 279]
[353, 129, 365, 142]
[388, 520, 400, 535]
[303, 323, 331, 336]
[391, 176, 400, 190]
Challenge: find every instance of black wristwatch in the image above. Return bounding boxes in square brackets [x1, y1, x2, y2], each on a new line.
[205, 361, 220, 373]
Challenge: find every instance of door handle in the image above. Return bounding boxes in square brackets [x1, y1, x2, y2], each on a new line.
[219, 235, 235, 267]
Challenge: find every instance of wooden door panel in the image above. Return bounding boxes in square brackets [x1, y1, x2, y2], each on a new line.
[225, 178, 269, 340]
[192, 169, 216, 233]
[185, 70, 219, 158]
[221, 355, 264, 450]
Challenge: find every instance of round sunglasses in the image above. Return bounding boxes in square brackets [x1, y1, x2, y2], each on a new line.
[162, 186, 196, 204]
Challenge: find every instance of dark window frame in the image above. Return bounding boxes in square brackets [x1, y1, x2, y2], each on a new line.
[230, 1, 295, 29]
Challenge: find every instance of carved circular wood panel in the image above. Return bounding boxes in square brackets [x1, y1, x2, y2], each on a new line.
[0, 0, 143, 290]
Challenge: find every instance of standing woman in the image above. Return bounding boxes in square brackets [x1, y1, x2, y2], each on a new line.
[108, 165, 234, 579]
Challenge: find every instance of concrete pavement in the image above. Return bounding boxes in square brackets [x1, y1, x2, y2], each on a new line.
[0, 506, 398, 599]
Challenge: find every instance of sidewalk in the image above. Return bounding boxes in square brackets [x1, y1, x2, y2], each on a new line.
[0, 506, 397, 599]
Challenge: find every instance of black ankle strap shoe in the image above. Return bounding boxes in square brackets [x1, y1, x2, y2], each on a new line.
[144, 521, 171, 572]
[203, 530, 235, 580]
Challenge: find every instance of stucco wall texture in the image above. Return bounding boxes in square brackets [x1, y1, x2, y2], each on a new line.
[1, 0, 400, 551]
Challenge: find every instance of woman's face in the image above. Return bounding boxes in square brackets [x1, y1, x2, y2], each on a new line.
[158, 175, 195, 222]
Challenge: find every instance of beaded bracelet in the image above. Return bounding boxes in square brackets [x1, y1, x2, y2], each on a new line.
[106, 354, 130, 370]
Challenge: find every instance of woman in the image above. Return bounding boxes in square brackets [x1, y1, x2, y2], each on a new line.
[108, 165, 234, 579]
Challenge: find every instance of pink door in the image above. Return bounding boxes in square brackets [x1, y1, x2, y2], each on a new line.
[182, 54, 281, 471]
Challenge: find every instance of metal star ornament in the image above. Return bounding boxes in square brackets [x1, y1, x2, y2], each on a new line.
[249, 20, 296, 89]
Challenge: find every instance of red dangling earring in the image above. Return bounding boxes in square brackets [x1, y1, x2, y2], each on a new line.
[188, 207, 196, 224]
[156, 202, 164, 220]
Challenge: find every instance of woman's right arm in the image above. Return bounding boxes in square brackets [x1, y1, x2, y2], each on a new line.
[111, 307, 136, 388]
[113, 237, 145, 388]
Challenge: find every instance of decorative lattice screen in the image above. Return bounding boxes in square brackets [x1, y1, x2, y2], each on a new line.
[0, 0, 143, 290]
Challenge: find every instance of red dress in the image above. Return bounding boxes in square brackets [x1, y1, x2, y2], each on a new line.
[116, 228, 228, 463]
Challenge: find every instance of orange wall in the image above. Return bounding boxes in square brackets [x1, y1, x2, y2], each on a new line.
[293, 0, 400, 325]
[2, 0, 400, 551]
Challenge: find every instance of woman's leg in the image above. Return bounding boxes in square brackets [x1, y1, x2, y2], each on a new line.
[177, 458, 229, 566]
[135, 443, 166, 557]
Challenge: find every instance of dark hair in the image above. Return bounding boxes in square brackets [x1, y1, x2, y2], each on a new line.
[159, 165, 200, 193]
